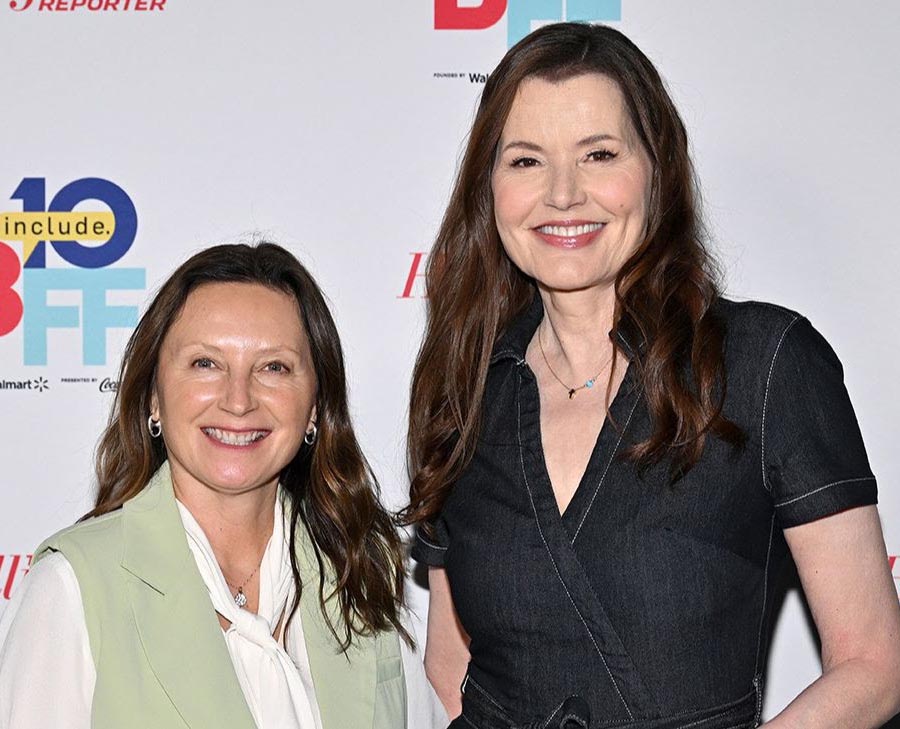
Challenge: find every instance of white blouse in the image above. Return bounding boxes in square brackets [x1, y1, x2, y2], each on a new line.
[177, 497, 322, 729]
[0, 500, 447, 729]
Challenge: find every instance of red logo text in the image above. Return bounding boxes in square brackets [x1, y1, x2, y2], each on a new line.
[435, 0, 505, 30]
[10, 0, 165, 11]
[399, 252, 428, 299]
[0, 554, 32, 600]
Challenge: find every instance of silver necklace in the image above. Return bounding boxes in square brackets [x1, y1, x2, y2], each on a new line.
[224, 563, 261, 608]
[538, 325, 609, 400]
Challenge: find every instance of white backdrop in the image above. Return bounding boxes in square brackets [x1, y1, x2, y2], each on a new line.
[1, 1, 897, 722]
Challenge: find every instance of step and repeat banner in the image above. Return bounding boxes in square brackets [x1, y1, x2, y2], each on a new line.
[1, 1, 898, 721]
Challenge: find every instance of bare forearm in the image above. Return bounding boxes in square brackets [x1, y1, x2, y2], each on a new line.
[425, 567, 470, 719]
[424, 648, 465, 719]
[764, 657, 900, 729]
[772, 508, 900, 728]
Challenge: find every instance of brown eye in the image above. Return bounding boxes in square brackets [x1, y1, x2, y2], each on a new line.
[587, 149, 616, 162]
[511, 156, 540, 168]
[192, 357, 215, 369]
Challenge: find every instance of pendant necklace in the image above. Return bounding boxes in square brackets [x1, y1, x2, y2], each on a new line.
[538, 324, 610, 400]
[225, 563, 261, 608]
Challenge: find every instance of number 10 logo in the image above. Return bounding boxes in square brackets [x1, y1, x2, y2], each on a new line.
[0, 177, 145, 366]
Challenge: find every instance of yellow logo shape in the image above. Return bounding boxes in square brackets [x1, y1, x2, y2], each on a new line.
[0, 211, 116, 264]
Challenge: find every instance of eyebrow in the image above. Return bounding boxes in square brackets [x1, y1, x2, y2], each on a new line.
[500, 133, 621, 155]
[500, 140, 544, 154]
[576, 133, 620, 147]
[179, 342, 224, 353]
[178, 342, 303, 357]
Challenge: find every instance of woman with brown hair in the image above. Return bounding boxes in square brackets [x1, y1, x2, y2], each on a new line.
[406, 22, 900, 729]
[0, 242, 445, 728]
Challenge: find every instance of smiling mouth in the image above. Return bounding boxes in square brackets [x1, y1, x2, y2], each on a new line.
[533, 221, 605, 249]
[202, 428, 269, 446]
[535, 222, 605, 236]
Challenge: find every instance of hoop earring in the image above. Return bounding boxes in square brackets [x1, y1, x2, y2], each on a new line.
[148, 416, 162, 439]
[303, 424, 317, 445]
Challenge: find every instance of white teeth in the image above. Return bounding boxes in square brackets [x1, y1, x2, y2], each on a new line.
[537, 222, 604, 237]
[203, 428, 267, 446]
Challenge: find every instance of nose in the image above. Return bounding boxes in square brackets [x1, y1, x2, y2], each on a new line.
[545, 165, 586, 210]
[220, 372, 257, 416]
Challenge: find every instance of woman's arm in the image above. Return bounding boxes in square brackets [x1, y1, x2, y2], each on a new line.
[425, 566, 471, 719]
[398, 607, 450, 728]
[0, 552, 94, 729]
[765, 505, 900, 728]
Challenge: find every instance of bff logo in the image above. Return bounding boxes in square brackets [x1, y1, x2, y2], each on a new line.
[435, 0, 622, 48]
[0, 177, 146, 366]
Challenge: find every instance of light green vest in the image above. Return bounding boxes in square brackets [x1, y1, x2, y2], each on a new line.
[34, 462, 407, 729]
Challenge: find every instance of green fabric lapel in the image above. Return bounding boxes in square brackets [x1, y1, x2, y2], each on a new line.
[121, 462, 256, 729]
[294, 520, 377, 729]
[119, 461, 379, 729]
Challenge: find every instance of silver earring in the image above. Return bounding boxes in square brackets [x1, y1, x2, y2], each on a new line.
[304, 424, 317, 445]
[148, 416, 162, 439]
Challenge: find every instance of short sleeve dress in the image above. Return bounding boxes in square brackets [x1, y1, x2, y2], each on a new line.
[412, 297, 876, 729]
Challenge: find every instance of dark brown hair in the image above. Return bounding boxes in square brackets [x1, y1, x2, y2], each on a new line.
[405, 22, 743, 527]
[89, 242, 408, 648]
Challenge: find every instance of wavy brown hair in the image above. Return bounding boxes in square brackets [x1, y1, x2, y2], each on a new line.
[404, 22, 744, 527]
[89, 242, 408, 649]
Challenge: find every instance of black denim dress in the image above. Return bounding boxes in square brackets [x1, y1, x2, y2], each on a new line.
[413, 297, 877, 729]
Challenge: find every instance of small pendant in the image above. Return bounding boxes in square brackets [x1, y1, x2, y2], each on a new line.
[585, 379, 595, 388]
[234, 588, 248, 608]
[568, 389, 576, 399]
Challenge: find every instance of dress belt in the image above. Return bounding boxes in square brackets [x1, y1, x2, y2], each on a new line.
[459, 675, 590, 729]
[456, 673, 760, 729]
[520, 696, 591, 729]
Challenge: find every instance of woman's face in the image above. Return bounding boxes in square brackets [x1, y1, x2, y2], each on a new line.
[492, 73, 653, 294]
[151, 282, 316, 498]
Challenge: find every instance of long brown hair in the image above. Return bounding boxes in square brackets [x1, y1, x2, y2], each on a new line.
[405, 22, 743, 527]
[90, 242, 407, 649]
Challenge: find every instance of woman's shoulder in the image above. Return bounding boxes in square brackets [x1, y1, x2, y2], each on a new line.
[710, 297, 857, 403]
[6, 551, 82, 615]
[35, 509, 125, 570]
[713, 296, 817, 360]
[713, 297, 854, 411]
[714, 296, 804, 331]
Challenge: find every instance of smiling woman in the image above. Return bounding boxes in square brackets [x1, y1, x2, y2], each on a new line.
[151, 283, 317, 508]
[492, 74, 653, 299]
[0, 242, 446, 729]
[405, 21, 900, 729]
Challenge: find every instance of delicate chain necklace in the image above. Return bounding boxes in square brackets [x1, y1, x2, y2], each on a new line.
[224, 562, 261, 608]
[538, 324, 609, 400]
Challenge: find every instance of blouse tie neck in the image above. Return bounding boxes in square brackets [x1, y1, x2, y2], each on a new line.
[177, 493, 319, 729]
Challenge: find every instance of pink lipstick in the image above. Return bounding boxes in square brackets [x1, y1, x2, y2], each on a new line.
[532, 220, 605, 249]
